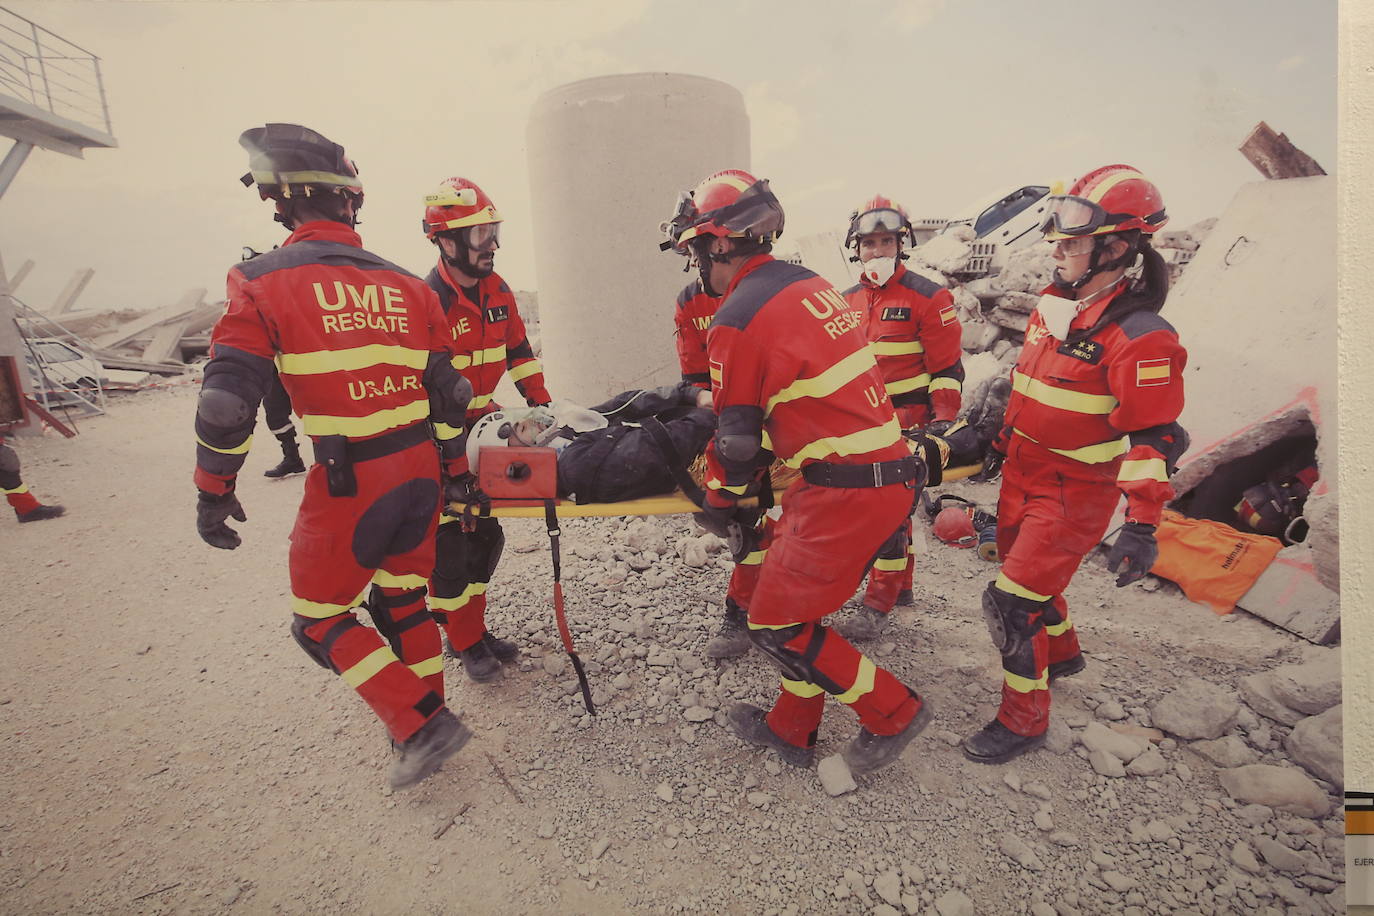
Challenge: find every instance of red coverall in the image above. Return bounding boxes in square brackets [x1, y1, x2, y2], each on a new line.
[424, 266, 551, 653]
[673, 277, 773, 614]
[1, 434, 46, 518]
[843, 263, 965, 612]
[991, 284, 1186, 736]
[196, 222, 463, 743]
[705, 254, 926, 750]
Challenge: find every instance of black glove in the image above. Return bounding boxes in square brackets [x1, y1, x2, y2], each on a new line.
[444, 471, 485, 504]
[923, 418, 955, 438]
[694, 496, 743, 541]
[1106, 522, 1158, 587]
[197, 489, 246, 550]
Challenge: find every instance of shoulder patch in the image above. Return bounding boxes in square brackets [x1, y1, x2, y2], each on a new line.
[897, 270, 945, 298]
[714, 261, 818, 332]
[1057, 338, 1105, 364]
[1116, 309, 1177, 341]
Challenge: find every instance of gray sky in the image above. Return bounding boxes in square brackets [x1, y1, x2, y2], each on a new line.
[0, 0, 1336, 312]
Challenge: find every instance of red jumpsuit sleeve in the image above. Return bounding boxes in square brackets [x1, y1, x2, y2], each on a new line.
[419, 289, 471, 477]
[504, 302, 551, 406]
[675, 295, 711, 389]
[918, 287, 965, 421]
[703, 324, 767, 506]
[1106, 328, 1188, 525]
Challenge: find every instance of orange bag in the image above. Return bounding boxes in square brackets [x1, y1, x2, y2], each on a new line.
[1149, 509, 1283, 614]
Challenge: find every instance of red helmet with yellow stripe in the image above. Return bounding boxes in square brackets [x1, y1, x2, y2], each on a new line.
[422, 177, 502, 242]
[1040, 165, 1167, 241]
[846, 194, 914, 249]
[675, 169, 785, 248]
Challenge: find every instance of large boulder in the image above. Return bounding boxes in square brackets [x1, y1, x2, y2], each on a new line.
[1268, 652, 1341, 715]
[1284, 705, 1342, 789]
[1217, 764, 1332, 817]
[1238, 671, 1306, 726]
[1149, 678, 1240, 739]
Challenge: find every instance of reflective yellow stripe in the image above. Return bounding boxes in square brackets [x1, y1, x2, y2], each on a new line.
[1012, 372, 1117, 415]
[468, 394, 493, 411]
[872, 340, 924, 356]
[372, 570, 427, 590]
[928, 376, 962, 393]
[781, 678, 826, 698]
[1004, 669, 1049, 693]
[766, 348, 878, 415]
[835, 656, 877, 704]
[885, 373, 932, 396]
[196, 434, 253, 455]
[438, 513, 462, 527]
[739, 548, 767, 566]
[747, 620, 798, 631]
[291, 596, 354, 618]
[874, 557, 907, 572]
[475, 345, 506, 366]
[507, 359, 542, 383]
[1, 483, 28, 495]
[340, 646, 397, 688]
[709, 365, 722, 384]
[250, 168, 359, 188]
[1086, 167, 1145, 203]
[995, 573, 1053, 603]
[1012, 428, 1128, 464]
[761, 429, 773, 452]
[451, 354, 472, 370]
[1118, 457, 1169, 483]
[409, 655, 444, 678]
[302, 400, 431, 438]
[1045, 614, 1073, 638]
[706, 480, 750, 495]
[277, 344, 428, 376]
[432, 421, 462, 441]
[784, 418, 903, 468]
[429, 582, 487, 612]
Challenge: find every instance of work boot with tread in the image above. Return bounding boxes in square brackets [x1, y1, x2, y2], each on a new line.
[838, 604, 890, 642]
[456, 638, 502, 683]
[894, 589, 915, 608]
[706, 605, 751, 659]
[961, 718, 1046, 765]
[728, 703, 815, 768]
[842, 696, 933, 775]
[17, 504, 65, 523]
[482, 631, 520, 663]
[388, 707, 472, 790]
[264, 454, 307, 478]
[1047, 654, 1086, 684]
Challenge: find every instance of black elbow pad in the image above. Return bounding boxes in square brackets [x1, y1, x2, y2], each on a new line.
[717, 433, 762, 463]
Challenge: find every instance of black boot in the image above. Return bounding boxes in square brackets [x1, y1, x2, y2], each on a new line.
[842, 695, 933, 774]
[264, 431, 306, 478]
[456, 637, 502, 683]
[706, 600, 751, 659]
[17, 504, 65, 523]
[482, 631, 520, 663]
[728, 703, 815, 768]
[389, 708, 472, 790]
[961, 719, 1045, 764]
[1047, 654, 1086, 684]
[895, 588, 914, 608]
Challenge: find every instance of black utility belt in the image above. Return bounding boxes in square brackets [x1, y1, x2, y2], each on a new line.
[312, 422, 431, 497]
[802, 455, 922, 489]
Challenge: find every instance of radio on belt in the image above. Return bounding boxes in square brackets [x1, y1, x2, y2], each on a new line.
[478, 446, 558, 502]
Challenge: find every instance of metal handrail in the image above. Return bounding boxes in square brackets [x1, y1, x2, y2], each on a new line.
[0, 5, 111, 137]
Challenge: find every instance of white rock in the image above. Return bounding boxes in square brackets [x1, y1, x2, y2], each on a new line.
[818, 755, 858, 797]
[1149, 678, 1240, 739]
[874, 870, 902, 906]
[1284, 705, 1342, 789]
[541, 655, 566, 676]
[1269, 653, 1341, 714]
[1238, 672, 1305, 726]
[999, 834, 1044, 870]
[934, 889, 976, 916]
[1125, 747, 1168, 777]
[1189, 735, 1260, 768]
[1080, 721, 1148, 762]
[683, 706, 713, 722]
[654, 782, 674, 803]
[1089, 748, 1126, 777]
[1217, 765, 1332, 817]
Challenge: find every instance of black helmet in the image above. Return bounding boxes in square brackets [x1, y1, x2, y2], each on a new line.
[238, 123, 363, 203]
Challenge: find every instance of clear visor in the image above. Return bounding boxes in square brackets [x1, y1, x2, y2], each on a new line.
[854, 208, 907, 236]
[1042, 195, 1106, 236]
[659, 190, 697, 253]
[463, 222, 500, 250]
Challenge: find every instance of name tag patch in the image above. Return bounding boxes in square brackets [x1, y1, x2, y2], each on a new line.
[485, 305, 509, 323]
[881, 307, 911, 322]
[1057, 339, 1104, 364]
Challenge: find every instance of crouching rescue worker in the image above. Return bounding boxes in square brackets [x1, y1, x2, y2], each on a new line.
[838, 196, 964, 641]
[680, 169, 934, 774]
[193, 124, 475, 789]
[963, 164, 1188, 764]
[420, 177, 553, 683]
[660, 173, 764, 660]
[1, 431, 64, 522]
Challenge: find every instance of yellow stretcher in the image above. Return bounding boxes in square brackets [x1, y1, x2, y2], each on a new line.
[474, 462, 984, 519]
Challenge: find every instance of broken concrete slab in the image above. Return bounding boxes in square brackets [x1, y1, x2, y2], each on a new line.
[1234, 544, 1340, 645]
[142, 316, 194, 364]
[92, 287, 206, 351]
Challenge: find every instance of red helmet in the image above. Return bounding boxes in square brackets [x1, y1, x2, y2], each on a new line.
[846, 195, 914, 249]
[1040, 165, 1167, 241]
[932, 506, 977, 547]
[675, 169, 785, 248]
[239, 123, 362, 205]
[422, 177, 502, 242]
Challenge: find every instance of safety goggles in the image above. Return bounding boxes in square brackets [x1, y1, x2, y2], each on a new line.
[853, 208, 908, 237]
[659, 190, 697, 253]
[1050, 235, 1096, 257]
[462, 222, 500, 250]
[1040, 195, 1164, 237]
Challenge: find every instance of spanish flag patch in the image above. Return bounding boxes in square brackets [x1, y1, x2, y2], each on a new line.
[709, 359, 723, 387]
[939, 303, 958, 326]
[1135, 357, 1171, 387]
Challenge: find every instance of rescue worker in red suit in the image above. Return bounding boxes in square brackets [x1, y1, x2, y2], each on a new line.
[193, 124, 475, 790]
[962, 165, 1189, 764]
[837, 196, 965, 641]
[419, 178, 553, 683]
[680, 169, 936, 773]
[660, 174, 767, 660]
[1, 431, 64, 522]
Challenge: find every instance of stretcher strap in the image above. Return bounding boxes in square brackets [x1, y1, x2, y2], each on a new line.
[544, 499, 595, 715]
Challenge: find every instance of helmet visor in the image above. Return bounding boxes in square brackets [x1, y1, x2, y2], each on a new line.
[854, 208, 908, 237]
[659, 190, 697, 253]
[716, 180, 784, 240]
[1041, 195, 1108, 236]
[462, 222, 500, 250]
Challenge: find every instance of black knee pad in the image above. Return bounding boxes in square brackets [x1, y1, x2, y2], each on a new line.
[469, 516, 505, 582]
[982, 584, 1045, 660]
[290, 615, 351, 673]
[747, 622, 842, 693]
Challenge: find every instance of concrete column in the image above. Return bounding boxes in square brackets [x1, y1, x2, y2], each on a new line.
[526, 73, 750, 404]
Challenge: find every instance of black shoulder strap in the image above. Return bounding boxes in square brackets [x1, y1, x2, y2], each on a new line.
[640, 416, 706, 508]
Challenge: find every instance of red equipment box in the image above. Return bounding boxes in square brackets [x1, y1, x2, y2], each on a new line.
[477, 446, 558, 503]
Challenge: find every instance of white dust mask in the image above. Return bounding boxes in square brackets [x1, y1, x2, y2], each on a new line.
[861, 256, 897, 286]
[1036, 293, 1081, 341]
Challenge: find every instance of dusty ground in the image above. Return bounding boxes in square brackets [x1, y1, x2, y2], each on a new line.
[0, 385, 1346, 915]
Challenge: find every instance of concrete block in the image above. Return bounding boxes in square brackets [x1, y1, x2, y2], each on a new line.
[1235, 545, 1339, 644]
